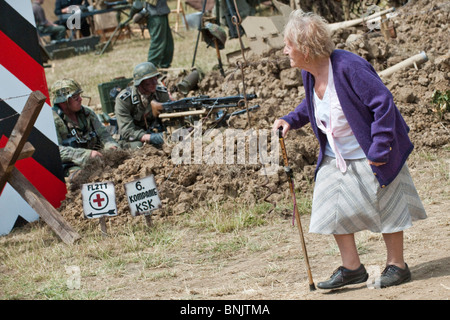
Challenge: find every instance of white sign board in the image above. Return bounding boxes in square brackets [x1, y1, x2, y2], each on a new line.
[124, 175, 162, 216]
[82, 182, 118, 219]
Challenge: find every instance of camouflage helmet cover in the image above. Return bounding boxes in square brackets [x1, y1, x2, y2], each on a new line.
[202, 23, 227, 50]
[133, 62, 160, 87]
[51, 78, 83, 105]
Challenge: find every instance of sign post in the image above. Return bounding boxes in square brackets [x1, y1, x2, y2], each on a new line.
[124, 175, 162, 227]
[82, 181, 117, 234]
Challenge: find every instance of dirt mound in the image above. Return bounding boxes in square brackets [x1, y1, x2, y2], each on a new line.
[58, 0, 450, 230]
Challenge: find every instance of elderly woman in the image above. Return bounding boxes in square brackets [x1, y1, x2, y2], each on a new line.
[273, 10, 427, 290]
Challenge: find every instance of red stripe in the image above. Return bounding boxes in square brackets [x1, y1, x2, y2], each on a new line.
[0, 30, 51, 105]
[0, 136, 67, 208]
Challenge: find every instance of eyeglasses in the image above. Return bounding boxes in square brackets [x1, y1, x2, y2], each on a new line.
[69, 93, 82, 101]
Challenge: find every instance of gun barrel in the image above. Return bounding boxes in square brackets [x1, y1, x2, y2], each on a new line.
[192, 94, 257, 107]
[104, 0, 128, 6]
[230, 104, 260, 116]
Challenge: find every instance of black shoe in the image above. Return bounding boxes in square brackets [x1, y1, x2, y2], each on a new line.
[317, 264, 369, 289]
[379, 263, 411, 288]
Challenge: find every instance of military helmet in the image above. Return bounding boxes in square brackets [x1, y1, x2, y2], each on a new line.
[202, 23, 227, 50]
[51, 78, 83, 105]
[132, 0, 144, 10]
[133, 62, 160, 87]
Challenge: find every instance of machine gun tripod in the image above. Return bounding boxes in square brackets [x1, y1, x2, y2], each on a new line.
[96, 1, 133, 55]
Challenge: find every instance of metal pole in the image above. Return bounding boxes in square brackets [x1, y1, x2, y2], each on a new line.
[191, 0, 208, 68]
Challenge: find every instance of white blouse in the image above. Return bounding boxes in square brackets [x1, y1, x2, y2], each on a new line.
[313, 60, 365, 172]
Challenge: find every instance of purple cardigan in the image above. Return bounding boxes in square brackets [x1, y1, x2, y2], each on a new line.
[281, 49, 413, 187]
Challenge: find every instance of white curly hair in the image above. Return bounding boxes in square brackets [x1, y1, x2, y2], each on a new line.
[283, 10, 335, 60]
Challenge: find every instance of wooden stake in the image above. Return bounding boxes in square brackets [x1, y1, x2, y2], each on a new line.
[171, 0, 189, 32]
[0, 91, 46, 190]
[144, 214, 153, 228]
[8, 167, 81, 244]
[0, 91, 81, 244]
[99, 216, 108, 236]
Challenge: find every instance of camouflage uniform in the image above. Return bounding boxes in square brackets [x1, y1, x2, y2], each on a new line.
[115, 62, 170, 149]
[51, 79, 119, 177]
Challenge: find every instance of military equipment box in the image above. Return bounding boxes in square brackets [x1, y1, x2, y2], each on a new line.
[98, 77, 133, 115]
[45, 36, 101, 59]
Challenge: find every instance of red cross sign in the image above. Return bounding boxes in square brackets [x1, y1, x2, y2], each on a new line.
[90, 191, 108, 210]
[82, 182, 117, 219]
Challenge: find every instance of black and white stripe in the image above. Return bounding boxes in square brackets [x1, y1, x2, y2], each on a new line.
[0, 0, 67, 235]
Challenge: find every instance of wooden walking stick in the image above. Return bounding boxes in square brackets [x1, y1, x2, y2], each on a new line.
[278, 128, 316, 291]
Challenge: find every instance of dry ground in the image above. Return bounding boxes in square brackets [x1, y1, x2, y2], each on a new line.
[65, 149, 450, 301]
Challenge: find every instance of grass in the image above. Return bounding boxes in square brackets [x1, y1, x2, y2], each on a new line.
[183, 201, 270, 233]
[0, 191, 313, 299]
[409, 149, 450, 204]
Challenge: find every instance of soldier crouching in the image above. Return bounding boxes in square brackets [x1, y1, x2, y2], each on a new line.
[115, 62, 171, 149]
[51, 79, 119, 180]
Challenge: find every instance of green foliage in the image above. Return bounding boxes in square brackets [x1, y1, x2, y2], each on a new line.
[431, 89, 450, 118]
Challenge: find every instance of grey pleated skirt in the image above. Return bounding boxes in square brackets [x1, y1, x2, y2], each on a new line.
[309, 156, 427, 234]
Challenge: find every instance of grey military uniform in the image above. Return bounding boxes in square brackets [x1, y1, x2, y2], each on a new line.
[115, 84, 170, 149]
[53, 105, 119, 175]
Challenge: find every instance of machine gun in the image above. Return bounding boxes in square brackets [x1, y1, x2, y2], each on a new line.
[57, 1, 131, 27]
[158, 93, 259, 131]
[162, 94, 257, 113]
